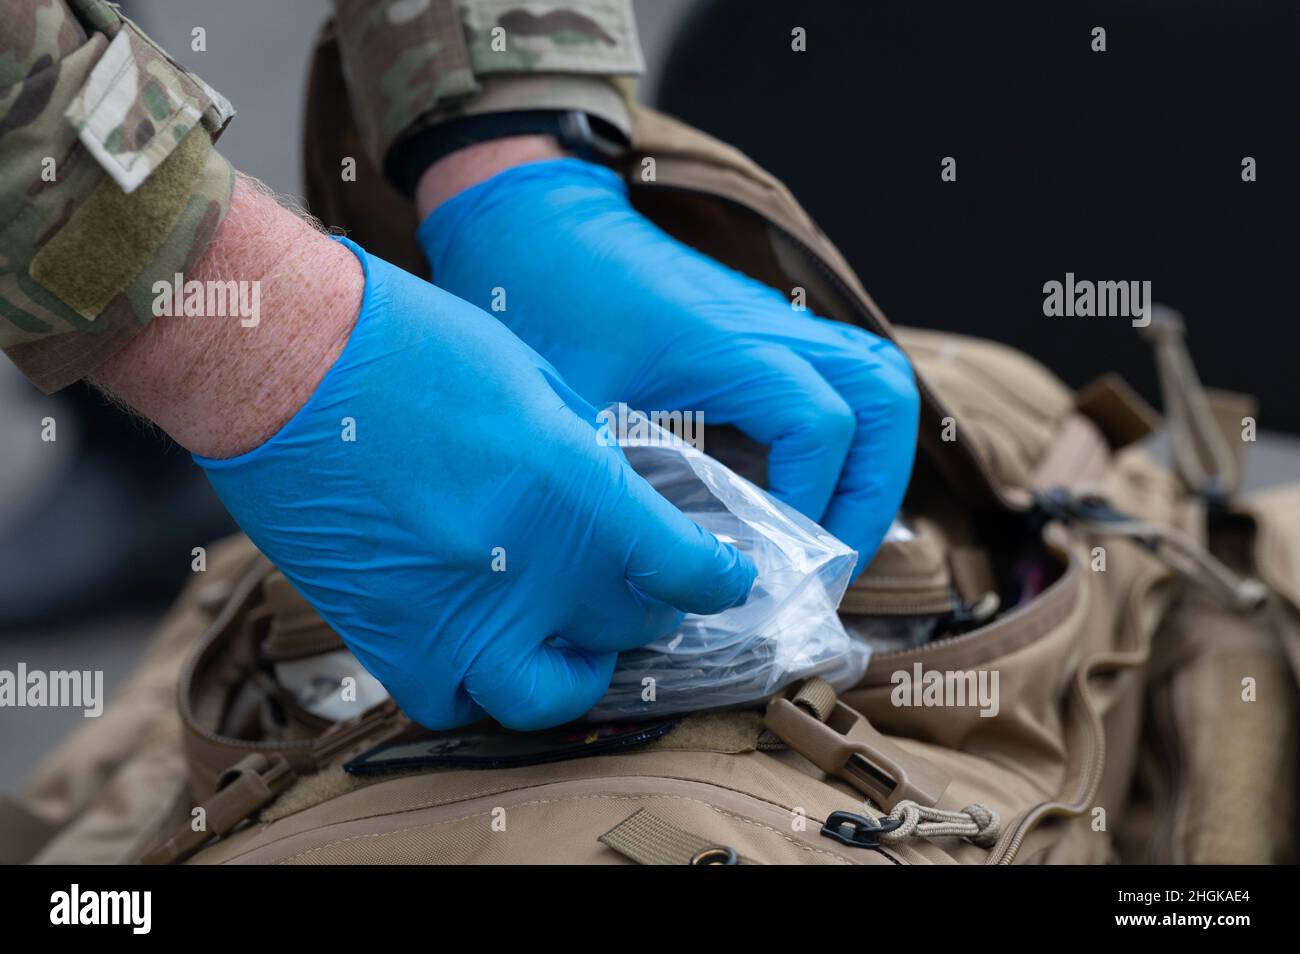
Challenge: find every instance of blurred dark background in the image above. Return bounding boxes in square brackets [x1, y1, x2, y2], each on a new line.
[2, 1, 1297, 784]
[659, 0, 1299, 431]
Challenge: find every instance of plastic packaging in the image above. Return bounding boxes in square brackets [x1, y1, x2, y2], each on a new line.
[841, 613, 941, 654]
[284, 409, 868, 726]
[586, 407, 868, 721]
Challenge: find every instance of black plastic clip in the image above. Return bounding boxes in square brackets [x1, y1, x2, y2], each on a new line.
[819, 811, 903, 849]
[1032, 487, 1134, 528]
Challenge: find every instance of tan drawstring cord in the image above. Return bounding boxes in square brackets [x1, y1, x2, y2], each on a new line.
[1074, 512, 1267, 610]
[879, 799, 1001, 849]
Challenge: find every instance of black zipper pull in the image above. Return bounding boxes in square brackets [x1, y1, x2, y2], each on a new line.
[820, 811, 903, 849]
[1032, 487, 1132, 526]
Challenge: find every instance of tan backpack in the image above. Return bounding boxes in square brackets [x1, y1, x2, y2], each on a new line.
[5, 27, 1297, 866]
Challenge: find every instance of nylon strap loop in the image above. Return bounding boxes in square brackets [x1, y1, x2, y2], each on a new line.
[599, 808, 748, 865]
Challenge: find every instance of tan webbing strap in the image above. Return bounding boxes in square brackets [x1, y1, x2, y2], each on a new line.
[1140, 306, 1241, 499]
[599, 808, 750, 865]
[790, 677, 837, 721]
[142, 753, 295, 865]
[757, 677, 836, 749]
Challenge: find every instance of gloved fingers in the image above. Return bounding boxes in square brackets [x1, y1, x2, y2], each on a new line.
[610, 456, 757, 615]
[390, 678, 488, 733]
[808, 319, 915, 377]
[802, 336, 921, 577]
[534, 368, 758, 618]
[559, 583, 685, 654]
[464, 636, 617, 731]
[688, 345, 857, 523]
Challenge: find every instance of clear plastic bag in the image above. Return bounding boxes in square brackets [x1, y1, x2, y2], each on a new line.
[587, 407, 868, 721]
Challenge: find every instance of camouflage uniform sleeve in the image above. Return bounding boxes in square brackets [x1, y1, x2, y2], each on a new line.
[331, 0, 643, 171]
[0, 0, 235, 393]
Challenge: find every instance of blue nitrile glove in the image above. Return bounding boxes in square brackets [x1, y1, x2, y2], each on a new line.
[196, 238, 756, 731]
[418, 158, 919, 578]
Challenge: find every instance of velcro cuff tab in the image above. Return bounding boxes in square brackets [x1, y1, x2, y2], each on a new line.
[64, 20, 235, 194]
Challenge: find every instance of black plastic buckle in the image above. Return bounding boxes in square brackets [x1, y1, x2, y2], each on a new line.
[1030, 487, 1074, 526]
[819, 811, 903, 849]
[1202, 481, 1232, 524]
[1032, 487, 1131, 527]
[556, 110, 627, 160]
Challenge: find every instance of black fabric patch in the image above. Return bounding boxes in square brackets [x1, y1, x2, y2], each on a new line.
[344, 720, 678, 774]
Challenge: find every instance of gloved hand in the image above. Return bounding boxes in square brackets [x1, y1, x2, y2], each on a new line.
[196, 238, 756, 731]
[418, 158, 919, 577]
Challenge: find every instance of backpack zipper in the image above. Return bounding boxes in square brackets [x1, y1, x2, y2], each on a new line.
[984, 488, 1267, 863]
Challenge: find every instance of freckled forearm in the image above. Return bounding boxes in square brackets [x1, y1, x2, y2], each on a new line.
[97, 136, 570, 457]
[93, 176, 364, 459]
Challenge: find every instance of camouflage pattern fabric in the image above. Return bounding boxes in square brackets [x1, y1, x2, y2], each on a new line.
[333, 0, 642, 168]
[64, 15, 234, 193]
[0, 0, 234, 392]
[1, 0, 643, 392]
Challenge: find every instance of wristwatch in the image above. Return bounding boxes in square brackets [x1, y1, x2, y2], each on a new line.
[386, 109, 628, 198]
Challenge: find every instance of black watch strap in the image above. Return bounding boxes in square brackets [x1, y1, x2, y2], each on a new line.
[386, 109, 628, 199]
